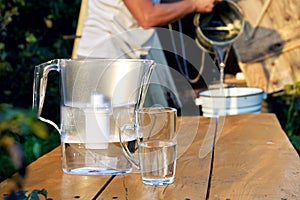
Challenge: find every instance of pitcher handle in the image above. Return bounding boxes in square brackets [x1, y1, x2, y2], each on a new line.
[119, 124, 140, 169]
[32, 59, 60, 132]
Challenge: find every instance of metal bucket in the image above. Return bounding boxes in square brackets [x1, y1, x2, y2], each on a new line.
[194, 0, 244, 53]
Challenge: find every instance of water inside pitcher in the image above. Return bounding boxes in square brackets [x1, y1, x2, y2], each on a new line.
[33, 59, 155, 175]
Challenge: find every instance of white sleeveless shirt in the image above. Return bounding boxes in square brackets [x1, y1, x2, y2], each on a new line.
[77, 0, 161, 59]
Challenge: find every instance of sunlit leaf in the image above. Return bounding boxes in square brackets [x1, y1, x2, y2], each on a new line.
[28, 120, 49, 140]
[32, 142, 41, 158]
[25, 33, 37, 43]
[0, 136, 14, 149]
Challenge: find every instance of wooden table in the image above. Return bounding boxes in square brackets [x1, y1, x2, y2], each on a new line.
[1, 113, 299, 199]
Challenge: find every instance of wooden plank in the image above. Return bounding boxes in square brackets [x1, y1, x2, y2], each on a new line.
[234, 0, 300, 93]
[98, 116, 215, 200]
[71, 0, 88, 59]
[0, 147, 112, 200]
[209, 113, 300, 199]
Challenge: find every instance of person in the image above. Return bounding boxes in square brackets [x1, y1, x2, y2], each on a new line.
[76, 0, 218, 109]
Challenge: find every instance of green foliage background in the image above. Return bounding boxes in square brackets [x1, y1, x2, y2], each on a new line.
[0, 0, 81, 181]
[267, 83, 300, 154]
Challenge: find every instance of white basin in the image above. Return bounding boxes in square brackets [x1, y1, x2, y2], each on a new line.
[195, 87, 266, 117]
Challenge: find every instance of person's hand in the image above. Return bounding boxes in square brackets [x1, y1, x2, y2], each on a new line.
[193, 0, 221, 13]
[124, 0, 222, 28]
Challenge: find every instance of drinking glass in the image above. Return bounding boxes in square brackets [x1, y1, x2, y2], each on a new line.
[120, 107, 177, 185]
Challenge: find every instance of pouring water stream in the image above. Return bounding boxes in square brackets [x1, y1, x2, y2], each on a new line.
[194, 0, 244, 91]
